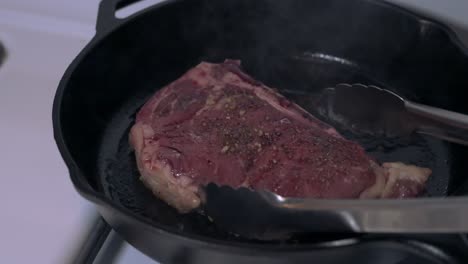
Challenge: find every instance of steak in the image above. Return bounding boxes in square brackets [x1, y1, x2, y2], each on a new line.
[129, 60, 431, 213]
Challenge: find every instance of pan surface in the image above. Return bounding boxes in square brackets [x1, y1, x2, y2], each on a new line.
[53, 0, 468, 262]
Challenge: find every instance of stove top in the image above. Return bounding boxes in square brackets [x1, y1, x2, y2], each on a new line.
[1, 1, 468, 264]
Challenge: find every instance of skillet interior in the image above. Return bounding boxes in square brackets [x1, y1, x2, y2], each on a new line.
[58, 0, 468, 243]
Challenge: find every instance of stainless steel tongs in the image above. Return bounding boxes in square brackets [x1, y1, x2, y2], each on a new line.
[316, 83, 468, 145]
[202, 183, 468, 240]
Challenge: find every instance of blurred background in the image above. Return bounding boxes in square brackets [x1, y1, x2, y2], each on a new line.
[0, 0, 467, 263]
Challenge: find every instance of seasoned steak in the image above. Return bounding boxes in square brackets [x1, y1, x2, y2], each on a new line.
[129, 60, 431, 213]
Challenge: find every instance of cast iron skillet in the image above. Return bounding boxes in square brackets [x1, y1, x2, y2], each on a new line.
[53, 0, 468, 263]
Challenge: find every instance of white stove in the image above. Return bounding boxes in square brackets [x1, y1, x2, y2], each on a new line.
[0, 1, 467, 263]
[0, 2, 157, 263]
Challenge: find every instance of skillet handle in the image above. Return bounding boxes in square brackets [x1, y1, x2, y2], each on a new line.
[96, 0, 145, 32]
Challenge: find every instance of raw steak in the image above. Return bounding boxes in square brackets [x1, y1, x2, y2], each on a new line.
[129, 60, 431, 213]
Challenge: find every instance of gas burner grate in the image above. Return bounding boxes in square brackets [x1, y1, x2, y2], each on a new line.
[0, 41, 6, 68]
[72, 216, 125, 264]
